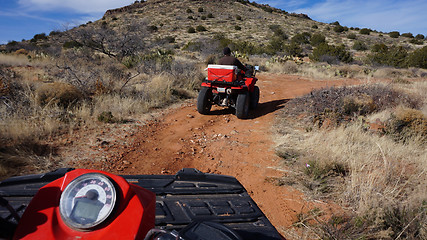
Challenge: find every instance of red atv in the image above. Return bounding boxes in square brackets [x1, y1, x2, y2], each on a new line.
[197, 64, 260, 119]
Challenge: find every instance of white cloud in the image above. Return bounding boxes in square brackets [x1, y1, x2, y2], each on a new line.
[17, 0, 135, 14]
[294, 0, 427, 34]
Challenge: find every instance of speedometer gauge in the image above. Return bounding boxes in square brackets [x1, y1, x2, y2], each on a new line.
[59, 173, 117, 230]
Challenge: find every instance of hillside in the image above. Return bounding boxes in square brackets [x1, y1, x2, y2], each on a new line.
[2, 0, 426, 65]
[1, 0, 426, 239]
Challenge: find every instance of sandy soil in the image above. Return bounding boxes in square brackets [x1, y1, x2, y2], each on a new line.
[63, 73, 366, 236]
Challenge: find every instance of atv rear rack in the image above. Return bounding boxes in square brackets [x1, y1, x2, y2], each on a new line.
[0, 168, 283, 240]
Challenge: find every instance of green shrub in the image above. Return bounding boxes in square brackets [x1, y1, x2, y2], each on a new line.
[207, 13, 214, 18]
[49, 31, 61, 36]
[331, 21, 340, 26]
[201, 16, 206, 20]
[63, 40, 83, 49]
[188, 27, 196, 33]
[147, 25, 158, 32]
[347, 33, 357, 39]
[352, 41, 368, 51]
[371, 43, 388, 52]
[187, 16, 194, 20]
[389, 31, 400, 38]
[368, 45, 408, 68]
[236, 15, 242, 20]
[333, 25, 345, 33]
[186, 8, 192, 13]
[310, 43, 353, 64]
[312, 24, 318, 29]
[234, 25, 241, 31]
[31, 33, 47, 42]
[407, 46, 427, 68]
[292, 32, 311, 45]
[98, 111, 115, 123]
[269, 25, 288, 40]
[196, 25, 207, 32]
[284, 42, 303, 56]
[359, 28, 371, 35]
[409, 38, 423, 45]
[198, 7, 204, 12]
[415, 34, 425, 40]
[401, 32, 414, 38]
[310, 33, 326, 46]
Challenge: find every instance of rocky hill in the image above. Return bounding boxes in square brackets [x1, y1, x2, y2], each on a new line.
[2, 0, 425, 65]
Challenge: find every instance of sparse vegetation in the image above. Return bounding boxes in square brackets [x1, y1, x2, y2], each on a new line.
[359, 28, 371, 35]
[275, 82, 427, 239]
[389, 31, 400, 38]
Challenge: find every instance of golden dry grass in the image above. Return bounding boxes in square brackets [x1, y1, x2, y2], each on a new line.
[274, 80, 427, 239]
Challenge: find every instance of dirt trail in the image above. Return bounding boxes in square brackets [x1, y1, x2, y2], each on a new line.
[69, 73, 365, 234]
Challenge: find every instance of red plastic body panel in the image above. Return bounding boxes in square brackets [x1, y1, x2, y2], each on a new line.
[13, 169, 156, 240]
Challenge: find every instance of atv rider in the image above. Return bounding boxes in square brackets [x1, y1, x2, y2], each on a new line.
[218, 47, 247, 73]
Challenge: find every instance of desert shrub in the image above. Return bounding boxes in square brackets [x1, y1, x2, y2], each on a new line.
[207, 13, 214, 18]
[36, 82, 83, 108]
[236, 15, 242, 20]
[347, 33, 357, 39]
[266, 36, 285, 53]
[401, 32, 414, 38]
[352, 41, 368, 51]
[283, 42, 303, 56]
[198, 7, 203, 12]
[196, 25, 207, 32]
[269, 25, 288, 42]
[333, 25, 345, 33]
[371, 43, 388, 52]
[187, 16, 194, 20]
[282, 84, 420, 128]
[201, 16, 206, 20]
[368, 45, 408, 68]
[389, 31, 400, 38]
[415, 34, 425, 40]
[147, 25, 158, 32]
[97, 111, 115, 123]
[63, 40, 83, 49]
[31, 33, 47, 42]
[187, 27, 196, 33]
[312, 24, 318, 29]
[186, 8, 192, 13]
[359, 28, 371, 35]
[407, 46, 427, 69]
[49, 30, 61, 36]
[331, 21, 340, 26]
[310, 33, 326, 47]
[385, 107, 427, 142]
[310, 43, 353, 64]
[292, 32, 311, 45]
[234, 26, 241, 31]
[409, 38, 424, 45]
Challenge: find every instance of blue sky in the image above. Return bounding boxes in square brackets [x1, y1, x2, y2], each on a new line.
[1, 0, 426, 44]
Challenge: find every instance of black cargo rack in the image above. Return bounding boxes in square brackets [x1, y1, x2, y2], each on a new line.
[0, 168, 283, 239]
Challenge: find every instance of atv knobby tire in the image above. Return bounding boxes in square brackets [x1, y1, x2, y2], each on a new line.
[197, 87, 212, 115]
[236, 92, 249, 119]
[249, 86, 260, 110]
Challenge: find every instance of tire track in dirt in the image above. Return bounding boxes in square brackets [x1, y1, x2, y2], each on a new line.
[71, 73, 365, 234]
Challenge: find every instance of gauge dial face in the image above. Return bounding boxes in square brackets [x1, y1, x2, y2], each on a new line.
[59, 173, 117, 230]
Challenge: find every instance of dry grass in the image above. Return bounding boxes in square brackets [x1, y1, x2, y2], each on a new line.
[275, 81, 427, 239]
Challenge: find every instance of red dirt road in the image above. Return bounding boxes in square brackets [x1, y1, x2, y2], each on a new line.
[68, 73, 365, 236]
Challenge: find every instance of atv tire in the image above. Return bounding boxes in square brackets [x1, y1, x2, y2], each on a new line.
[197, 87, 213, 115]
[236, 92, 250, 119]
[249, 86, 260, 110]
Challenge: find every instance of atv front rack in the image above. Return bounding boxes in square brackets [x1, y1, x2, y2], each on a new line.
[0, 168, 283, 239]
